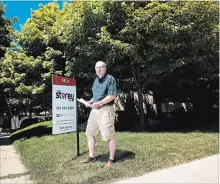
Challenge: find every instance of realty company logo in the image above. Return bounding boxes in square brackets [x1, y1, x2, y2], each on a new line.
[56, 90, 74, 101]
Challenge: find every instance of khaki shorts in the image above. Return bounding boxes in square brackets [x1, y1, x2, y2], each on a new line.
[85, 105, 115, 141]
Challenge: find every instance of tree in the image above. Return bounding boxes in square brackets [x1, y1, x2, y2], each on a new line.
[15, 2, 66, 114]
[0, 49, 51, 118]
[1, 1, 217, 129]
[0, 2, 14, 59]
[60, 1, 107, 97]
[98, 1, 219, 127]
[0, 2, 16, 116]
[154, 1, 219, 107]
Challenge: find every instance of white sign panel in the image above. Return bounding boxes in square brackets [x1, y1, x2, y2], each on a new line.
[52, 75, 76, 134]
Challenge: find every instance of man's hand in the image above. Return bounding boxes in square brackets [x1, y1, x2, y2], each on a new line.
[87, 101, 93, 105]
[90, 102, 101, 109]
[85, 101, 93, 108]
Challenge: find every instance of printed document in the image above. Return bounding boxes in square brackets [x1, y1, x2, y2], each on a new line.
[77, 98, 91, 107]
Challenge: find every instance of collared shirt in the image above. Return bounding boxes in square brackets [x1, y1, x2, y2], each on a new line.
[92, 74, 117, 103]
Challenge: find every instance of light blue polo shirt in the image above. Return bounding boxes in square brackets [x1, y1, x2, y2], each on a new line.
[92, 74, 117, 104]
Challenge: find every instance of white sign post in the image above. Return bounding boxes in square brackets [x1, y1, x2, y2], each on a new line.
[52, 75, 76, 135]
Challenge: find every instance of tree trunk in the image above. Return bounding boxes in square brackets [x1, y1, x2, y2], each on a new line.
[29, 110, 32, 119]
[137, 87, 145, 129]
[131, 65, 145, 129]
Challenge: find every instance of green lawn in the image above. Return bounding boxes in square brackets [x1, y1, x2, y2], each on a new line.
[11, 121, 219, 184]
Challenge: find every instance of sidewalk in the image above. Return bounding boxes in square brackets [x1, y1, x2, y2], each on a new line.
[114, 154, 219, 184]
[0, 135, 33, 184]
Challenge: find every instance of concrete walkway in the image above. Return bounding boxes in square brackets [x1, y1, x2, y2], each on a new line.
[114, 154, 219, 184]
[0, 135, 33, 184]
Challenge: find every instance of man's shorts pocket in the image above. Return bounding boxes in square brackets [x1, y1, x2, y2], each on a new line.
[99, 107, 115, 141]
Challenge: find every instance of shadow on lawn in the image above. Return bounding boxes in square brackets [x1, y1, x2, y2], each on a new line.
[97, 149, 135, 162]
[10, 126, 52, 142]
[70, 149, 135, 163]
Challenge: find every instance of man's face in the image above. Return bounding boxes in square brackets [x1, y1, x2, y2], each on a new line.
[95, 62, 106, 78]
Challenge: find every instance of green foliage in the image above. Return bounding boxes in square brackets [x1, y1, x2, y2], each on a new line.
[18, 2, 61, 57]
[0, 2, 14, 59]
[0, 1, 218, 125]
[62, 1, 105, 77]
[0, 49, 51, 114]
[96, 1, 219, 125]
[0, 2, 17, 115]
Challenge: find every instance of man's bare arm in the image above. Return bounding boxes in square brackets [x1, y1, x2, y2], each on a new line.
[90, 95, 116, 109]
[100, 95, 116, 105]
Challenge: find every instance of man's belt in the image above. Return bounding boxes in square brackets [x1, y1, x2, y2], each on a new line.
[99, 103, 113, 109]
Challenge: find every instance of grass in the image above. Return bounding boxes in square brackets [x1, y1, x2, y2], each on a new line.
[11, 121, 219, 184]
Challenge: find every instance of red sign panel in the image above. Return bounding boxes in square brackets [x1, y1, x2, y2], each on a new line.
[53, 75, 76, 86]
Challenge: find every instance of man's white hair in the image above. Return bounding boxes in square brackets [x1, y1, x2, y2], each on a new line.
[95, 61, 106, 67]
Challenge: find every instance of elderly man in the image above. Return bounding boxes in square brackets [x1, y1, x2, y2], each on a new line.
[81, 61, 117, 168]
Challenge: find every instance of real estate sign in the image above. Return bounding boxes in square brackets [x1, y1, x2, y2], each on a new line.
[52, 75, 76, 134]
